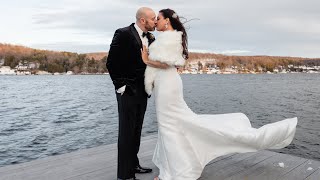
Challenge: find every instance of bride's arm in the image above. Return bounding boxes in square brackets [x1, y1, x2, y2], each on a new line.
[141, 45, 170, 69]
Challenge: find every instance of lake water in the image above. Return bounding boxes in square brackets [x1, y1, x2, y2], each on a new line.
[0, 74, 319, 167]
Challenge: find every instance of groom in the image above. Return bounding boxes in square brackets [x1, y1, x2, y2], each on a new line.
[106, 7, 157, 180]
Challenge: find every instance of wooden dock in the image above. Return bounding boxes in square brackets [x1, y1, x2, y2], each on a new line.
[0, 134, 319, 180]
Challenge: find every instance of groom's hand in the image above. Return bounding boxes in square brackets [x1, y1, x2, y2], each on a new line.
[141, 45, 149, 64]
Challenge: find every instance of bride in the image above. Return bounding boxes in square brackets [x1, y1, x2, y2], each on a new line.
[141, 8, 298, 180]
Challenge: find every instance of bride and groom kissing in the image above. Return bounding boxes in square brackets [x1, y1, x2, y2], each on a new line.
[106, 7, 298, 180]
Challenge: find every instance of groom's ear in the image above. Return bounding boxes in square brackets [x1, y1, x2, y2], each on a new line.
[140, 17, 146, 24]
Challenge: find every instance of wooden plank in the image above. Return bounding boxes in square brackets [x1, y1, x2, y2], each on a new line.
[224, 151, 280, 180]
[0, 134, 157, 173]
[203, 150, 276, 179]
[231, 152, 307, 180]
[0, 135, 157, 173]
[224, 151, 303, 180]
[280, 159, 320, 180]
[65, 149, 156, 180]
[305, 169, 320, 180]
[199, 151, 264, 179]
[12, 144, 154, 180]
[0, 142, 117, 173]
[0, 151, 115, 180]
[1, 134, 320, 180]
[256, 152, 307, 180]
[0, 136, 157, 180]
[74, 145, 156, 180]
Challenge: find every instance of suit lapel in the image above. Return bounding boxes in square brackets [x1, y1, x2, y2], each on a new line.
[130, 23, 142, 48]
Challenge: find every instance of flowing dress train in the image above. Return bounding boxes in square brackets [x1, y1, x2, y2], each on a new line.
[152, 67, 297, 180]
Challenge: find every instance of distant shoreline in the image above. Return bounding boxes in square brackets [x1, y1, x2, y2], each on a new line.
[1, 72, 319, 76]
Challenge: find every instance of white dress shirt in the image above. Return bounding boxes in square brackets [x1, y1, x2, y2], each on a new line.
[134, 23, 149, 47]
[116, 24, 149, 95]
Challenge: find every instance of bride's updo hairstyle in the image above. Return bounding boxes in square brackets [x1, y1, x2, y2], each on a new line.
[159, 8, 188, 59]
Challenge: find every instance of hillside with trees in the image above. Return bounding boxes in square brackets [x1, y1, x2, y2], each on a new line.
[0, 43, 107, 74]
[1, 43, 320, 74]
[188, 52, 320, 72]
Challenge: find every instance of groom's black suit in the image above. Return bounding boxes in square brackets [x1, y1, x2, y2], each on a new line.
[106, 23, 154, 179]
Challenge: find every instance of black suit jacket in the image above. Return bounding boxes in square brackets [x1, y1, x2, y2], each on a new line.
[106, 23, 154, 95]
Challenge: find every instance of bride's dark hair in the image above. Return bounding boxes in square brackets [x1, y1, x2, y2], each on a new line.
[159, 8, 188, 59]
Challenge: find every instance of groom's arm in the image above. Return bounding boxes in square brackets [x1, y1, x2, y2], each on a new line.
[144, 60, 170, 69]
[107, 29, 123, 76]
[107, 29, 133, 89]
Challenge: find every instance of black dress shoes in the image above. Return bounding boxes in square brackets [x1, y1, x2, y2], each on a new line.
[117, 178, 139, 180]
[134, 165, 152, 173]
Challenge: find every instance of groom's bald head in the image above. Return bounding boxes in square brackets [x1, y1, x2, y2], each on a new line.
[136, 7, 157, 32]
[136, 7, 153, 20]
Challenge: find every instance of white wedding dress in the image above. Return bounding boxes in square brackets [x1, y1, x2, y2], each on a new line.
[146, 31, 298, 180]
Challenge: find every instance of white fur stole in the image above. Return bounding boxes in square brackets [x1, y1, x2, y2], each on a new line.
[144, 31, 186, 96]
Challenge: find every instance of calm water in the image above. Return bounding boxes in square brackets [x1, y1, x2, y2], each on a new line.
[0, 74, 319, 167]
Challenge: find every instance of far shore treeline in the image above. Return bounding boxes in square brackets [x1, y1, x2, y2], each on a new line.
[1, 43, 320, 74]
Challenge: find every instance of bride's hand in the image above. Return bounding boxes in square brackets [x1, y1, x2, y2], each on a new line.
[140, 45, 149, 64]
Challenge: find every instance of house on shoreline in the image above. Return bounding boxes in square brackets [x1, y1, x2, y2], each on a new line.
[0, 66, 16, 75]
[180, 59, 320, 74]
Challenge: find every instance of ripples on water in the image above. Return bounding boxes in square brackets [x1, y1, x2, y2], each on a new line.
[0, 74, 319, 167]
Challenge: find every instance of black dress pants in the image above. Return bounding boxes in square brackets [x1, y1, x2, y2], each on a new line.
[116, 87, 147, 179]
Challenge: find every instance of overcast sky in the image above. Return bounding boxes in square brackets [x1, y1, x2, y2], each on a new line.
[1, 0, 320, 57]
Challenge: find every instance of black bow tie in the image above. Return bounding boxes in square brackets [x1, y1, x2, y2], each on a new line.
[142, 32, 148, 38]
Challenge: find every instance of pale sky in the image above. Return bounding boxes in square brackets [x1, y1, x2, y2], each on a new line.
[1, 0, 320, 58]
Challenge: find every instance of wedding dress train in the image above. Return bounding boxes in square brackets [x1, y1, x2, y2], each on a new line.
[146, 31, 297, 180]
[151, 68, 297, 180]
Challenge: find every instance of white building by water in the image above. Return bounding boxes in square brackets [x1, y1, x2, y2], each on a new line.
[66, 71, 73, 75]
[0, 66, 16, 75]
[36, 70, 51, 75]
[15, 63, 29, 71]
